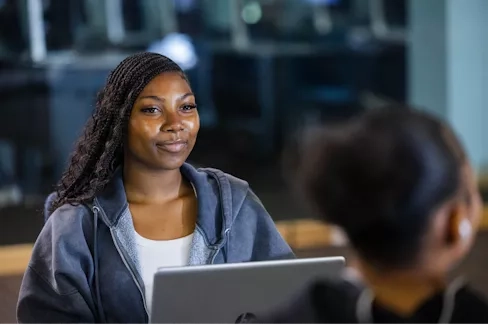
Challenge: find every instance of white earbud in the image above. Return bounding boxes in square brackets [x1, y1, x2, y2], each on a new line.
[459, 219, 472, 240]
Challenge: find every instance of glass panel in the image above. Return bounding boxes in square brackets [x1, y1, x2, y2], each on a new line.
[121, 0, 143, 33]
[0, 0, 28, 60]
[44, 0, 85, 51]
[238, 0, 355, 43]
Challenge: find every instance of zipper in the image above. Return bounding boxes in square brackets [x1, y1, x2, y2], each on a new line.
[193, 169, 230, 264]
[210, 248, 219, 264]
[193, 225, 220, 264]
[210, 228, 230, 264]
[93, 205, 149, 323]
[90, 205, 105, 323]
[205, 169, 232, 240]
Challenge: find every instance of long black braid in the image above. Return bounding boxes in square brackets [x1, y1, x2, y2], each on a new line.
[49, 52, 186, 214]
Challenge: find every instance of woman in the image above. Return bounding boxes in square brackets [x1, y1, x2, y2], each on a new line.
[262, 107, 488, 323]
[17, 52, 294, 323]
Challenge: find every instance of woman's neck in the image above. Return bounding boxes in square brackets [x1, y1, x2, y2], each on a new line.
[357, 263, 447, 316]
[123, 163, 185, 204]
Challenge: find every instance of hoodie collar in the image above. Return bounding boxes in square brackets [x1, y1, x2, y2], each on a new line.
[94, 163, 241, 246]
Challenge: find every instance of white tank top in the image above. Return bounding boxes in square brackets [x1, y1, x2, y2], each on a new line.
[134, 231, 194, 315]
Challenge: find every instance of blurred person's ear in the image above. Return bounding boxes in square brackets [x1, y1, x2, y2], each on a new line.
[423, 197, 471, 274]
[447, 205, 471, 245]
[443, 164, 481, 258]
[441, 200, 475, 269]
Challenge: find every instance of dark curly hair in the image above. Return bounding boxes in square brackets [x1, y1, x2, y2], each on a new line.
[49, 52, 186, 214]
[293, 106, 467, 268]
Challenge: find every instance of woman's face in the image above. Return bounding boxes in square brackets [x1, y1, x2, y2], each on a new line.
[125, 72, 199, 170]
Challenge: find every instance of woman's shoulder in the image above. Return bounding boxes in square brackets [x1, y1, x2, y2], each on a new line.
[47, 201, 93, 228]
[185, 163, 251, 197]
[29, 198, 96, 288]
[44, 192, 92, 223]
[191, 164, 249, 186]
[42, 195, 93, 242]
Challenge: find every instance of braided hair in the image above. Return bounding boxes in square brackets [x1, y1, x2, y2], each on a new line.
[50, 52, 186, 214]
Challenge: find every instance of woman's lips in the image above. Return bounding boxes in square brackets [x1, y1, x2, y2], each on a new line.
[156, 141, 188, 153]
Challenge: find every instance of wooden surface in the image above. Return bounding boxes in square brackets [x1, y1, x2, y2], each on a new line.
[1, 206, 487, 277]
[0, 244, 33, 276]
[480, 206, 488, 229]
[0, 275, 22, 323]
[480, 173, 488, 188]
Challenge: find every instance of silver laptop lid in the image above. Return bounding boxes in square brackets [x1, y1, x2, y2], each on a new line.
[151, 256, 345, 323]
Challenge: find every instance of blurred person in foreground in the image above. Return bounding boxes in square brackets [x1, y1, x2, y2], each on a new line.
[17, 52, 293, 323]
[261, 106, 488, 323]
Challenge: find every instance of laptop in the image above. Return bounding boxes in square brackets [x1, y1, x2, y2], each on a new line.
[150, 257, 345, 323]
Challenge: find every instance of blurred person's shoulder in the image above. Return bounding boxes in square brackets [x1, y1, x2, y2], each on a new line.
[452, 285, 488, 323]
[258, 278, 362, 323]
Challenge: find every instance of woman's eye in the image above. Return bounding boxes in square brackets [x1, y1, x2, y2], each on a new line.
[141, 107, 159, 114]
[182, 104, 197, 111]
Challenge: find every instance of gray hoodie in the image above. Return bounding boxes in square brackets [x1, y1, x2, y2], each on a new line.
[17, 163, 294, 323]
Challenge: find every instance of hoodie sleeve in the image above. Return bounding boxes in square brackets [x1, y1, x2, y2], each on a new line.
[17, 206, 96, 323]
[227, 189, 295, 262]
